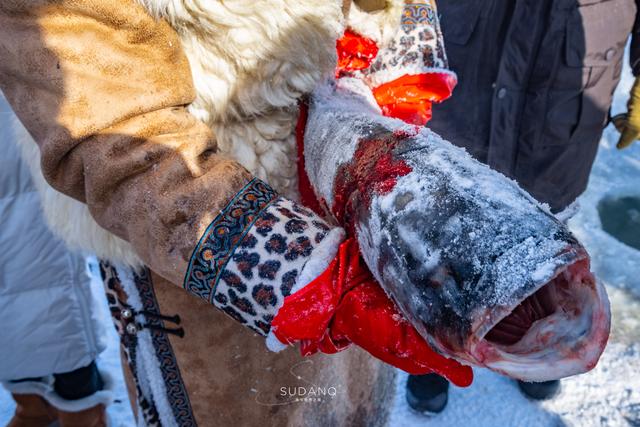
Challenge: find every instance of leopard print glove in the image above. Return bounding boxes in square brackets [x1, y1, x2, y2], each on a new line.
[184, 178, 344, 336]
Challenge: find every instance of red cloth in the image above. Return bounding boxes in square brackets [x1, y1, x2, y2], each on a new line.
[373, 72, 458, 125]
[271, 238, 473, 387]
[336, 29, 458, 125]
[336, 29, 379, 75]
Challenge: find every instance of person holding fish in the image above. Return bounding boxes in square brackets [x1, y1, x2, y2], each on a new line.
[0, 0, 622, 425]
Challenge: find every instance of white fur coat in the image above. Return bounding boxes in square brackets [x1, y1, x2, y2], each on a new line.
[12, 0, 404, 268]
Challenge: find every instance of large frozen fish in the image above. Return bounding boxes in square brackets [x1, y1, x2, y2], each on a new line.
[303, 79, 611, 381]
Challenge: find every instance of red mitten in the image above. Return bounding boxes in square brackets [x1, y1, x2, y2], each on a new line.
[330, 280, 473, 386]
[270, 238, 473, 387]
[372, 73, 457, 125]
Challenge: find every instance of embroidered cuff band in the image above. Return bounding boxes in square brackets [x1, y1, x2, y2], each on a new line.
[184, 178, 344, 336]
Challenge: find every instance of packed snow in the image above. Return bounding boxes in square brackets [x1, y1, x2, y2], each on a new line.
[1, 52, 639, 427]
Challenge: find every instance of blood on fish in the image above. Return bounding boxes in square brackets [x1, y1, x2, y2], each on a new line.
[332, 133, 412, 233]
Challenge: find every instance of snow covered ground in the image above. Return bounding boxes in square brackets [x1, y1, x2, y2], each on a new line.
[1, 55, 639, 427]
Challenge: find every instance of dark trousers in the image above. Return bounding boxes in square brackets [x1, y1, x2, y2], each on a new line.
[11, 361, 103, 400]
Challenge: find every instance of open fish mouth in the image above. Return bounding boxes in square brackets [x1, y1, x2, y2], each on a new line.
[468, 254, 611, 382]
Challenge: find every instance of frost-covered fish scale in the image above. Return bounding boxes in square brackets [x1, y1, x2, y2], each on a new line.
[304, 79, 611, 381]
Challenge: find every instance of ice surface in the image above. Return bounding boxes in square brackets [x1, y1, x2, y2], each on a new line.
[389, 343, 640, 427]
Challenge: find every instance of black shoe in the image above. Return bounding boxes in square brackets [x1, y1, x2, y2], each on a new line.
[54, 360, 104, 400]
[517, 380, 561, 401]
[405, 373, 449, 414]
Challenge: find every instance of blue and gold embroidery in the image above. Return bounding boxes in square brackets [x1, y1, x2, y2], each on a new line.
[401, 3, 437, 33]
[183, 178, 278, 304]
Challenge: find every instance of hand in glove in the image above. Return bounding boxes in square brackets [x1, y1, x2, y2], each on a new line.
[613, 77, 640, 149]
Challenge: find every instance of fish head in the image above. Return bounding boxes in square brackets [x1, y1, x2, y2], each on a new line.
[460, 249, 611, 381]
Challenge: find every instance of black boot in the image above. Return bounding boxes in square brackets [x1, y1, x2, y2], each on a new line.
[517, 380, 561, 400]
[405, 373, 449, 414]
[54, 361, 104, 400]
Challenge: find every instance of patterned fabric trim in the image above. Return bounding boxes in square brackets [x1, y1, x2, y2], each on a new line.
[135, 268, 195, 427]
[401, 2, 438, 31]
[101, 262, 196, 427]
[366, 1, 451, 87]
[100, 262, 162, 426]
[183, 178, 278, 304]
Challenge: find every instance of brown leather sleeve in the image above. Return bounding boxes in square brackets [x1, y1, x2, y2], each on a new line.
[0, 0, 253, 284]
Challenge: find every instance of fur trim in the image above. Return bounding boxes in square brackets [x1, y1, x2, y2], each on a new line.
[10, 117, 144, 269]
[266, 227, 344, 352]
[293, 227, 345, 295]
[136, 0, 345, 198]
[366, 67, 458, 89]
[2, 379, 49, 398]
[44, 370, 115, 413]
[265, 331, 288, 352]
[211, 112, 299, 198]
[3, 370, 115, 412]
[346, 0, 404, 45]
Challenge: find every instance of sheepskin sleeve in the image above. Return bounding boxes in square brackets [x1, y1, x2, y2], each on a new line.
[0, 0, 253, 285]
